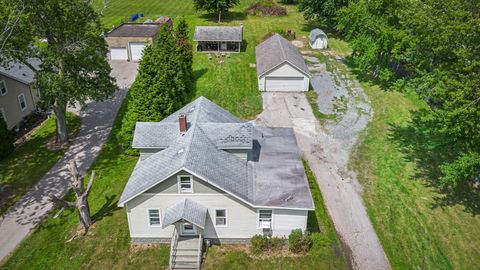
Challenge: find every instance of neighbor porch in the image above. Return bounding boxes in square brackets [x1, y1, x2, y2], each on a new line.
[196, 41, 241, 53]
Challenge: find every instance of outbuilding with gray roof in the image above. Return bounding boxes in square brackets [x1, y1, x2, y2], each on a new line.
[255, 33, 311, 92]
[193, 26, 243, 53]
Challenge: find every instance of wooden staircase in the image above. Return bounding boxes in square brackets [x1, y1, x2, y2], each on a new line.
[169, 229, 203, 270]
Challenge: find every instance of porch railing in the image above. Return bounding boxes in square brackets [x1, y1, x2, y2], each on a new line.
[169, 227, 179, 269]
[196, 234, 203, 270]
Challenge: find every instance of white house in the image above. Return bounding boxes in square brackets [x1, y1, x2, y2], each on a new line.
[309, 28, 328, 49]
[118, 97, 314, 268]
[255, 33, 311, 92]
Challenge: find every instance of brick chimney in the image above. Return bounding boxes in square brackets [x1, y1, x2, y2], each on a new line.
[179, 113, 187, 133]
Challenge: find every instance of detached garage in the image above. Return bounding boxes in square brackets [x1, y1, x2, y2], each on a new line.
[105, 23, 161, 61]
[255, 33, 311, 92]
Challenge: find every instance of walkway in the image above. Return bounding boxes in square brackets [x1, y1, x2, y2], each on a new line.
[0, 61, 138, 262]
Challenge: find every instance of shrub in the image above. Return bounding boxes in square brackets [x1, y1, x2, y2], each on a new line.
[246, 0, 287, 16]
[288, 229, 313, 253]
[0, 117, 14, 159]
[250, 234, 285, 254]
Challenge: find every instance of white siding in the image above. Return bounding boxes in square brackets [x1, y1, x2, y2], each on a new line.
[258, 63, 309, 92]
[126, 193, 308, 240]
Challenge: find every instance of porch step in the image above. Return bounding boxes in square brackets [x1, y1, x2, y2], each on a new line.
[173, 250, 198, 256]
[171, 261, 199, 270]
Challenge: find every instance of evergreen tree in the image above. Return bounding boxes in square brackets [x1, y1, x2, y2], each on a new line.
[0, 117, 14, 159]
[175, 18, 193, 92]
[118, 25, 189, 153]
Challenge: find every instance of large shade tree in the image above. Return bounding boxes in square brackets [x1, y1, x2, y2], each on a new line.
[0, 0, 116, 144]
[193, 0, 240, 22]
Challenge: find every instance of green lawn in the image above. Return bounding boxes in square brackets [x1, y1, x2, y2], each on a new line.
[0, 113, 80, 216]
[203, 161, 346, 270]
[349, 80, 480, 269]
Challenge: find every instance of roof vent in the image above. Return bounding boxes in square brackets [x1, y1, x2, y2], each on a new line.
[188, 106, 195, 113]
[177, 148, 185, 155]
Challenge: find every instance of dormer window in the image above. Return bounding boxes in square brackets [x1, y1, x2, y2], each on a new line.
[178, 175, 193, 193]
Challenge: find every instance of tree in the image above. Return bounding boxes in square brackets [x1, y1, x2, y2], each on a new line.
[298, 0, 348, 23]
[0, 117, 14, 159]
[193, 0, 240, 22]
[118, 25, 189, 152]
[0, 0, 116, 144]
[175, 18, 194, 88]
[50, 160, 95, 232]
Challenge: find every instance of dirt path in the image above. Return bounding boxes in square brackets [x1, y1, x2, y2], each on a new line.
[0, 61, 137, 263]
[256, 58, 390, 269]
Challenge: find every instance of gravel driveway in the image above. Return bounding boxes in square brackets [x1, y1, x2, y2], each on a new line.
[256, 60, 390, 269]
[0, 61, 138, 262]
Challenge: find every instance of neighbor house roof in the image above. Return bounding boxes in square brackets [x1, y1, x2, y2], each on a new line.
[162, 199, 208, 229]
[118, 96, 314, 210]
[0, 58, 41, 85]
[309, 28, 327, 44]
[107, 23, 161, 38]
[255, 33, 311, 77]
[193, 26, 243, 42]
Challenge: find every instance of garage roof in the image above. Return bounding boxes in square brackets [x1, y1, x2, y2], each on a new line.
[255, 33, 311, 77]
[193, 26, 243, 42]
[107, 23, 161, 38]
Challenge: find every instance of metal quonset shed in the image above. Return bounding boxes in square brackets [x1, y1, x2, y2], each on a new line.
[193, 26, 243, 53]
[309, 28, 328, 49]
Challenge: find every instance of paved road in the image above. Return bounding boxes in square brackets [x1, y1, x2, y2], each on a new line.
[256, 92, 390, 270]
[0, 61, 137, 262]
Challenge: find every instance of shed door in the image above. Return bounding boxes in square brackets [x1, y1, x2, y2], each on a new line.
[129, 42, 146, 61]
[265, 77, 305, 92]
[110, 47, 128, 60]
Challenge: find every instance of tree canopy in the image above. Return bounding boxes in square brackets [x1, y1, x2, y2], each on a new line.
[193, 0, 240, 22]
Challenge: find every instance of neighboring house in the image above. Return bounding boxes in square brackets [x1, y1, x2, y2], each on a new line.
[256, 33, 312, 92]
[118, 96, 314, 248]
[193, 26, 243, 53]
[309, 28, 328, 49]
[0, 59, 41, 130]
[105, 23, 161, 61]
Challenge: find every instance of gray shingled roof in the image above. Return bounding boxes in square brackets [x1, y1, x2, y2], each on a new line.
[162, 199, 208, 229]
[119, 96, 314, 210]
[107, 23, 160, 38]
[309, 28, 327, 44]
[193, 26, 243, 42]
[255, 33, 311, 77]
[0, 58, 40, 84]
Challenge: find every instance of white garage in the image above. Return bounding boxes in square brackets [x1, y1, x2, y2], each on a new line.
[110, 47, 128, 61]
[129, 42, 146, 61]
[256, 34, 311, 92]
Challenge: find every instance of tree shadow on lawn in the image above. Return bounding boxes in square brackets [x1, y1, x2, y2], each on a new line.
[189, 68, 208, 100]
[389, 110, 480, 215]
[198, 11, 247, 23]
[92, 194, 118, 222]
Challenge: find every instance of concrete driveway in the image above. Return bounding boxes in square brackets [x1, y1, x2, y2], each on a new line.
[256, 91, 390, 270]
[0, 61, 138, 262]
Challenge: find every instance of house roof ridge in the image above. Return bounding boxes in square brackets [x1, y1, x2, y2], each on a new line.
[276, 34, 288, 62]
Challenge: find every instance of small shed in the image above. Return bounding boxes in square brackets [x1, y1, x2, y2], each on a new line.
[105, 23, 161, 61]
[255, 33, 311, 92]
[193, 26, 243, 53]
[155, 16, 173, 27]
[309, 28, 328, 49]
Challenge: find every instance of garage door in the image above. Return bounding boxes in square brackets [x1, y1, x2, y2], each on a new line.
[110, 47, 128, 60]
[129, 42, 145, 61]
[265, 77, 305, 92]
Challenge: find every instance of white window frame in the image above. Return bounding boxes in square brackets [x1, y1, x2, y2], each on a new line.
[177, 175, 193, 193]
[214, 209, 228, 227]
[147, 208, 161, 227]
[0, 80, 7, 96]
[0, 108, 5, 122]
[257, 209, 273, 229]
[18, 93, 27, 112]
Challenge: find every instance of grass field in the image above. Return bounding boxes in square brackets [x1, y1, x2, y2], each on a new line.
[0, 113, 80, 216]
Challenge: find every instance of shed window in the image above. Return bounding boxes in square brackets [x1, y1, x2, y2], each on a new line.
[215, 209, 227, 227]
[148, 209, 161, 226]
[18, 93, 27, 111]
[0, 80, 7, 96]
[258, 210, 273, 228]
[178, 175, 193, 193]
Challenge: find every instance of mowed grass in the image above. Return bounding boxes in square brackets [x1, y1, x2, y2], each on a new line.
[0, 113, 80, 216]
[203, 161, 346, 270]
[349, 81, 480, 269]
[2, 97, 170, 269]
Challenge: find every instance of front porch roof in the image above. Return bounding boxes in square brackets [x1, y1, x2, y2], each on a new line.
[162, 199, 207, 229]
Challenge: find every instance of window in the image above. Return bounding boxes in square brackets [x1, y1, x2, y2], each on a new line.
[178, 175, 193, 193]
[0, 108, 5, 121]
[18, 93, 27, 111]
[148, 209, 161, 226]
[0, 80, 7, 96]
[258, 209, 273, 229]
[215, 209, 227, 227]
